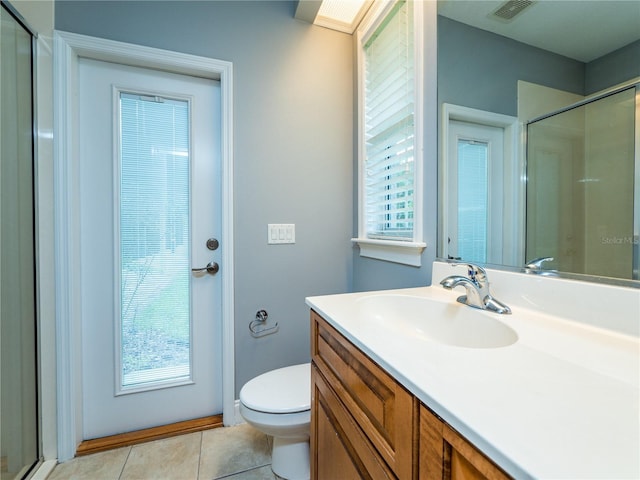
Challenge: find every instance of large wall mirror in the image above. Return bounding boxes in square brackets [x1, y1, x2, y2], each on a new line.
[437, 0, 640, 283]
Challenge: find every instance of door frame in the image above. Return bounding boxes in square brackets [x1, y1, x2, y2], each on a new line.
[53, 30, 235, 461]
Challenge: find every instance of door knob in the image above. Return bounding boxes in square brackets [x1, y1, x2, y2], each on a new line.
[191, 262, 219, 275]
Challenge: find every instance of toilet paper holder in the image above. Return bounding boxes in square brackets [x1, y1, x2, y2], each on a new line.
[249, 309, 279, 338]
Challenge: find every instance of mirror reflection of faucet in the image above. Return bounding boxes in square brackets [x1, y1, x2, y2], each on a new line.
[440, 262, 512, 314]
[525, 256, 557, 276]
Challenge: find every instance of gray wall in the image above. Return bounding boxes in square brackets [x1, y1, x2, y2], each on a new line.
[585, 40, 640, 95]
[438, 16, 639, 116]
[438, 16, 585, 118]
[55, 0, 354, 397]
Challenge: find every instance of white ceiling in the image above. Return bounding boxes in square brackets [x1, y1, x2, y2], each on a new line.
[437, 0, 640, 63]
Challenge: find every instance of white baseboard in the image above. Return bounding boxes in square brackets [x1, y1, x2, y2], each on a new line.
[227, 399, 245, 426]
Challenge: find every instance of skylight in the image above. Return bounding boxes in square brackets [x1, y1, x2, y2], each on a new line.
[314, 0, 371, 34]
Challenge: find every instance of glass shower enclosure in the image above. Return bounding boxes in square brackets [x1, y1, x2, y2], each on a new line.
[526, 84, 639, 281]
[1, 2, 40, 479]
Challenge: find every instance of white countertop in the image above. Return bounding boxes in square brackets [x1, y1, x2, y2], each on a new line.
[306, 265, 640, 479]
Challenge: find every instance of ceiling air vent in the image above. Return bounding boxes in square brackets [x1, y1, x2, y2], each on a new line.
[491, 0, 535, 22]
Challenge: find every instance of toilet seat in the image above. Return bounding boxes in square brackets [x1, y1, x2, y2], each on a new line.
[240, 363, 310, 414]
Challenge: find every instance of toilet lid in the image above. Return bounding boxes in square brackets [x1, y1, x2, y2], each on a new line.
[240, 363, 310, 414]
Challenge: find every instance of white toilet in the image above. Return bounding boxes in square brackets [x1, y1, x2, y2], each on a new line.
[239, 363, 311, 480]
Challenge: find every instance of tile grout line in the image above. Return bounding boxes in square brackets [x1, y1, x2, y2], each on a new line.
[214, 463, 273, 480]
[196, 431, 203, 480]
[117, 446, 133, 480]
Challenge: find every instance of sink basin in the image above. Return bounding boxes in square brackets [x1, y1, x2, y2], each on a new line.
[355, 294, 518, 349]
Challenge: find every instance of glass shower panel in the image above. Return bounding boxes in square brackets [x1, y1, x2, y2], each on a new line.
[526, 87, 637, 279]
[0, 4, 39, 479]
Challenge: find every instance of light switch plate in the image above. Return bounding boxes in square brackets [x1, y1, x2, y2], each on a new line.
[268, 224, 295, 244]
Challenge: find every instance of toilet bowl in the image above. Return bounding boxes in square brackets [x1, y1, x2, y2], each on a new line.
[239, 363, 311, 480]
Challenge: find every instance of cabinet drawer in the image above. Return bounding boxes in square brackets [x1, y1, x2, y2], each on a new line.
[311, 311, 416, 479]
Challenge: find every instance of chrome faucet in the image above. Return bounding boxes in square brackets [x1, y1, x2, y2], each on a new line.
[440, 263, 511, 314]
[525, 256, 557, 275]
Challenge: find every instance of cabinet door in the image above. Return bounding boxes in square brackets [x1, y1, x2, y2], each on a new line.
[418, 404, 444, 480]
[311, 311, 416, 479]
[419, 405, 511, 480]
[312, 364, 395, 479]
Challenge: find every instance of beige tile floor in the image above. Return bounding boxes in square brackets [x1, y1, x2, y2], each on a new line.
[47, 424, 278, 480]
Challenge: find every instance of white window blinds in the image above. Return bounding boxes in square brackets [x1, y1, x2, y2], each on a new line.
[119, 92, 192, 390]
[364, 0, 415, 240]
[457, 139, 488, 263]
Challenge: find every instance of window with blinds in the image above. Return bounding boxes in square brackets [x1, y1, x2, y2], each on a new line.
[363, 0, 415, 241]
[457, 139, 488, 263]
[118, 92, 192, 391]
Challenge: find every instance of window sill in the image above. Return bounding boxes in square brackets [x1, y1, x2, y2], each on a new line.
[351, 238, 427, 267]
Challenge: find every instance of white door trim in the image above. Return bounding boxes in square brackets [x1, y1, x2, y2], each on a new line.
[53, 30, 235, 461]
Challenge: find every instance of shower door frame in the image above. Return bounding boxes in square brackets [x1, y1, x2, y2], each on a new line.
[634, 87, 639, 280]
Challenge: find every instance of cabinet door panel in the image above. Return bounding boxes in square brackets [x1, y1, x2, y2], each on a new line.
[449, 449, 486, 480]
[443, 426, 510, 480]
[311, 311, 416, 479]
[315, 391, 362, 478]
[312, 364, 394, 479]
[418, 405, 444, 480]
[420, 404, 511, 480]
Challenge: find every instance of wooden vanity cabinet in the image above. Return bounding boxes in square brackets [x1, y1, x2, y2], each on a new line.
[311, 310, 512, 480]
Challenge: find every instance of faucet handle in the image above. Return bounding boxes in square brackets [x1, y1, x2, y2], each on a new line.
[447, 261, 487, 282]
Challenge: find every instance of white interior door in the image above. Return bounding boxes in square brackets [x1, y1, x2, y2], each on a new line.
[79, 58, 222, 439]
